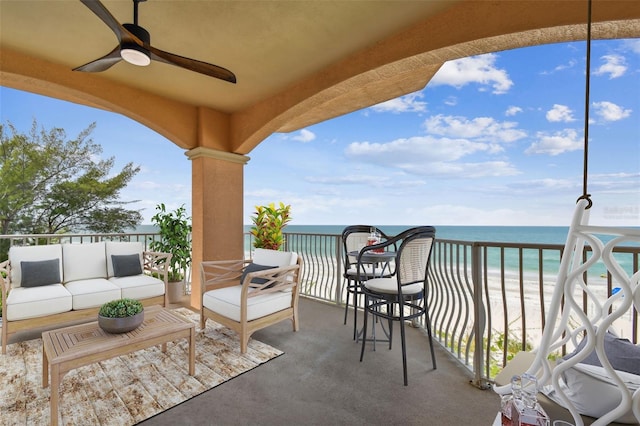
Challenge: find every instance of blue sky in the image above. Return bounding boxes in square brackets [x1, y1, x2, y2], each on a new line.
[2, 39, 639, 227]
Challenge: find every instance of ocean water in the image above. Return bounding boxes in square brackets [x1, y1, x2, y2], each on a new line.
[137, 224, 636, 277]
[247, 224, 637, 279]
[273, 225, 572, 245]
[279, 225, 572, 276]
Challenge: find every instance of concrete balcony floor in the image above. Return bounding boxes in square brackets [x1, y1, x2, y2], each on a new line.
[142, 297, 500, 425]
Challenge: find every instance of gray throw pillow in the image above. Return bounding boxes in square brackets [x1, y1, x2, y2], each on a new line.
[21, 259, 61, 287]
[564, 331, 640, 376]
[241, 263, 276, 286]
[111, 254, 142, 277]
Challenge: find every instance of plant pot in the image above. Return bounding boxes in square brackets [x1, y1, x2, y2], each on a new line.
[98, 310, 144, 334]
[167, 281, 185, 304]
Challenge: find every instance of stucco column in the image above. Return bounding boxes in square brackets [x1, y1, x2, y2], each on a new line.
[186, 147, 249, 309]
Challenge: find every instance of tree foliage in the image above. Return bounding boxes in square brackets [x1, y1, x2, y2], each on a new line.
[0, 120, 143, 236]
[149, 203, 192, 282]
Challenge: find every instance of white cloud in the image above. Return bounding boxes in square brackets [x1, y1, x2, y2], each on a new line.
[371, 92, 427, 113]
[345, 135, 520, 178]
[592, 101, 632, 122]
[541, 59, 577, 75]
[622, 39, 640, 54]
[444, 96, 457, 106]
[546, 104, 576, 122]
[505, 106, 523, 116]
[525, 129, 583, 156]
[407, 204, 558, 226]
[430, 53, 513, 94]
[423, 114, 526, 143]
[594, 54, 627, 79]
[292, 129, 316, 143]
[305, 174, 426, 188]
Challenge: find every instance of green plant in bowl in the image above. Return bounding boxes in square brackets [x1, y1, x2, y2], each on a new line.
[98, 299, 144, 333]
[99, 298, 143, 317]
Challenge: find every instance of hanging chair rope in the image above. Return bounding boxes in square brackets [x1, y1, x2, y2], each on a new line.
[578, 0, 593, 209]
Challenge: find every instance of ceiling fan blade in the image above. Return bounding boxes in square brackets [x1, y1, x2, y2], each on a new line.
[149, 46, 237, 84]
[73, 45, 123, 72]
[79, 0, 141, 45]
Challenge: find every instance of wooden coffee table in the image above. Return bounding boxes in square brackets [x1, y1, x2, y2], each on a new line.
[42, 305, 195, 426]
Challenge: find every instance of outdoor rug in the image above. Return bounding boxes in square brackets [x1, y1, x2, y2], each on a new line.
[0, 308, 283, 425]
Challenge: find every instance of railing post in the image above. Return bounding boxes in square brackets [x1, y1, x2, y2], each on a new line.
[471, 242, 490, 389]
[335, 236, 343, 306]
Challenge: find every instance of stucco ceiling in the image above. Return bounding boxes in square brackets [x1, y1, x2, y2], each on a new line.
[1, 0, 639, 153]
[1, 1, 453, 112]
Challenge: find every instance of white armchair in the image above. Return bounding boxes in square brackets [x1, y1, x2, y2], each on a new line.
[200, 249, 302, 353]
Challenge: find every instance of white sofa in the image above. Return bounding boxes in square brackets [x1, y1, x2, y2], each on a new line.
[0, 241, 171, 354]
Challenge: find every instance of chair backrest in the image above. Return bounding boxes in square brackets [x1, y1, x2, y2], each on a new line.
[395, 227, 436, 287]
[357, 226, 436, 289]
[341, 225, 390, 272]
[252, 248, 298, 267]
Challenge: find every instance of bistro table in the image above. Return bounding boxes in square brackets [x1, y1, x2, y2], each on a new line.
[348, 250, 396, 278]
[350, 249, 396, 346]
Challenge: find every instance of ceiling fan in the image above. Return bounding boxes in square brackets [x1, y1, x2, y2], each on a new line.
[73, 0, 236, 83]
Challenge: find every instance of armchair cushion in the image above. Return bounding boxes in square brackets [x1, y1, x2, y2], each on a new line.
[241, 263, 276, 286]
[203, 285, 292, 322]
[111, 254, 143, 277]
[20, 259, 61, 288]
[253, 248, 298, 267]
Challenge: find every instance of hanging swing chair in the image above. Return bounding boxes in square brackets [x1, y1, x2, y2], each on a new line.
[493, 1, 640, 425]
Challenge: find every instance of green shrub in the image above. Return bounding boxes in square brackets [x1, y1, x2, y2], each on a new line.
[250, 202, 292, 250]
[98, 298, 143, 318]
[149, 203, 192, 282]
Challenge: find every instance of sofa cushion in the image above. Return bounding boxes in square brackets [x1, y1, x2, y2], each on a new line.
[5, 284, 72, 321]
[64, 278, 121, 310]
[62, 242, 107, 282]
[111, 254, 143, 277]
[109, 274, 165, 300]
[241, 263, 276, 285]
[20, 259, 61, 288]
[106, 241, 143, 277]
[9, 244, 63, 289]
[203, 285, 292, 322]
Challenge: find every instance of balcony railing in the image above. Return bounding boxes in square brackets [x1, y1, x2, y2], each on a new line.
[252, 231, 640, 389]
[3, 231, 639, 390]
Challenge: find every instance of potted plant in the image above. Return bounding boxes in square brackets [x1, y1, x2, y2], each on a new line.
[98, 298, 144, 333]
[250, 202, 292, 250]
[149, 203, 192, 303]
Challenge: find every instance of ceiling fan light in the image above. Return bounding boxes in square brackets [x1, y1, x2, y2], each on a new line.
[121, 44, 150, 66]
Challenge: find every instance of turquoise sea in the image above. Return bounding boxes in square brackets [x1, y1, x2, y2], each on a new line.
[137, 224, 638, 277]
[272, 225, 572, 245]
[246, 225, 638, 278]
